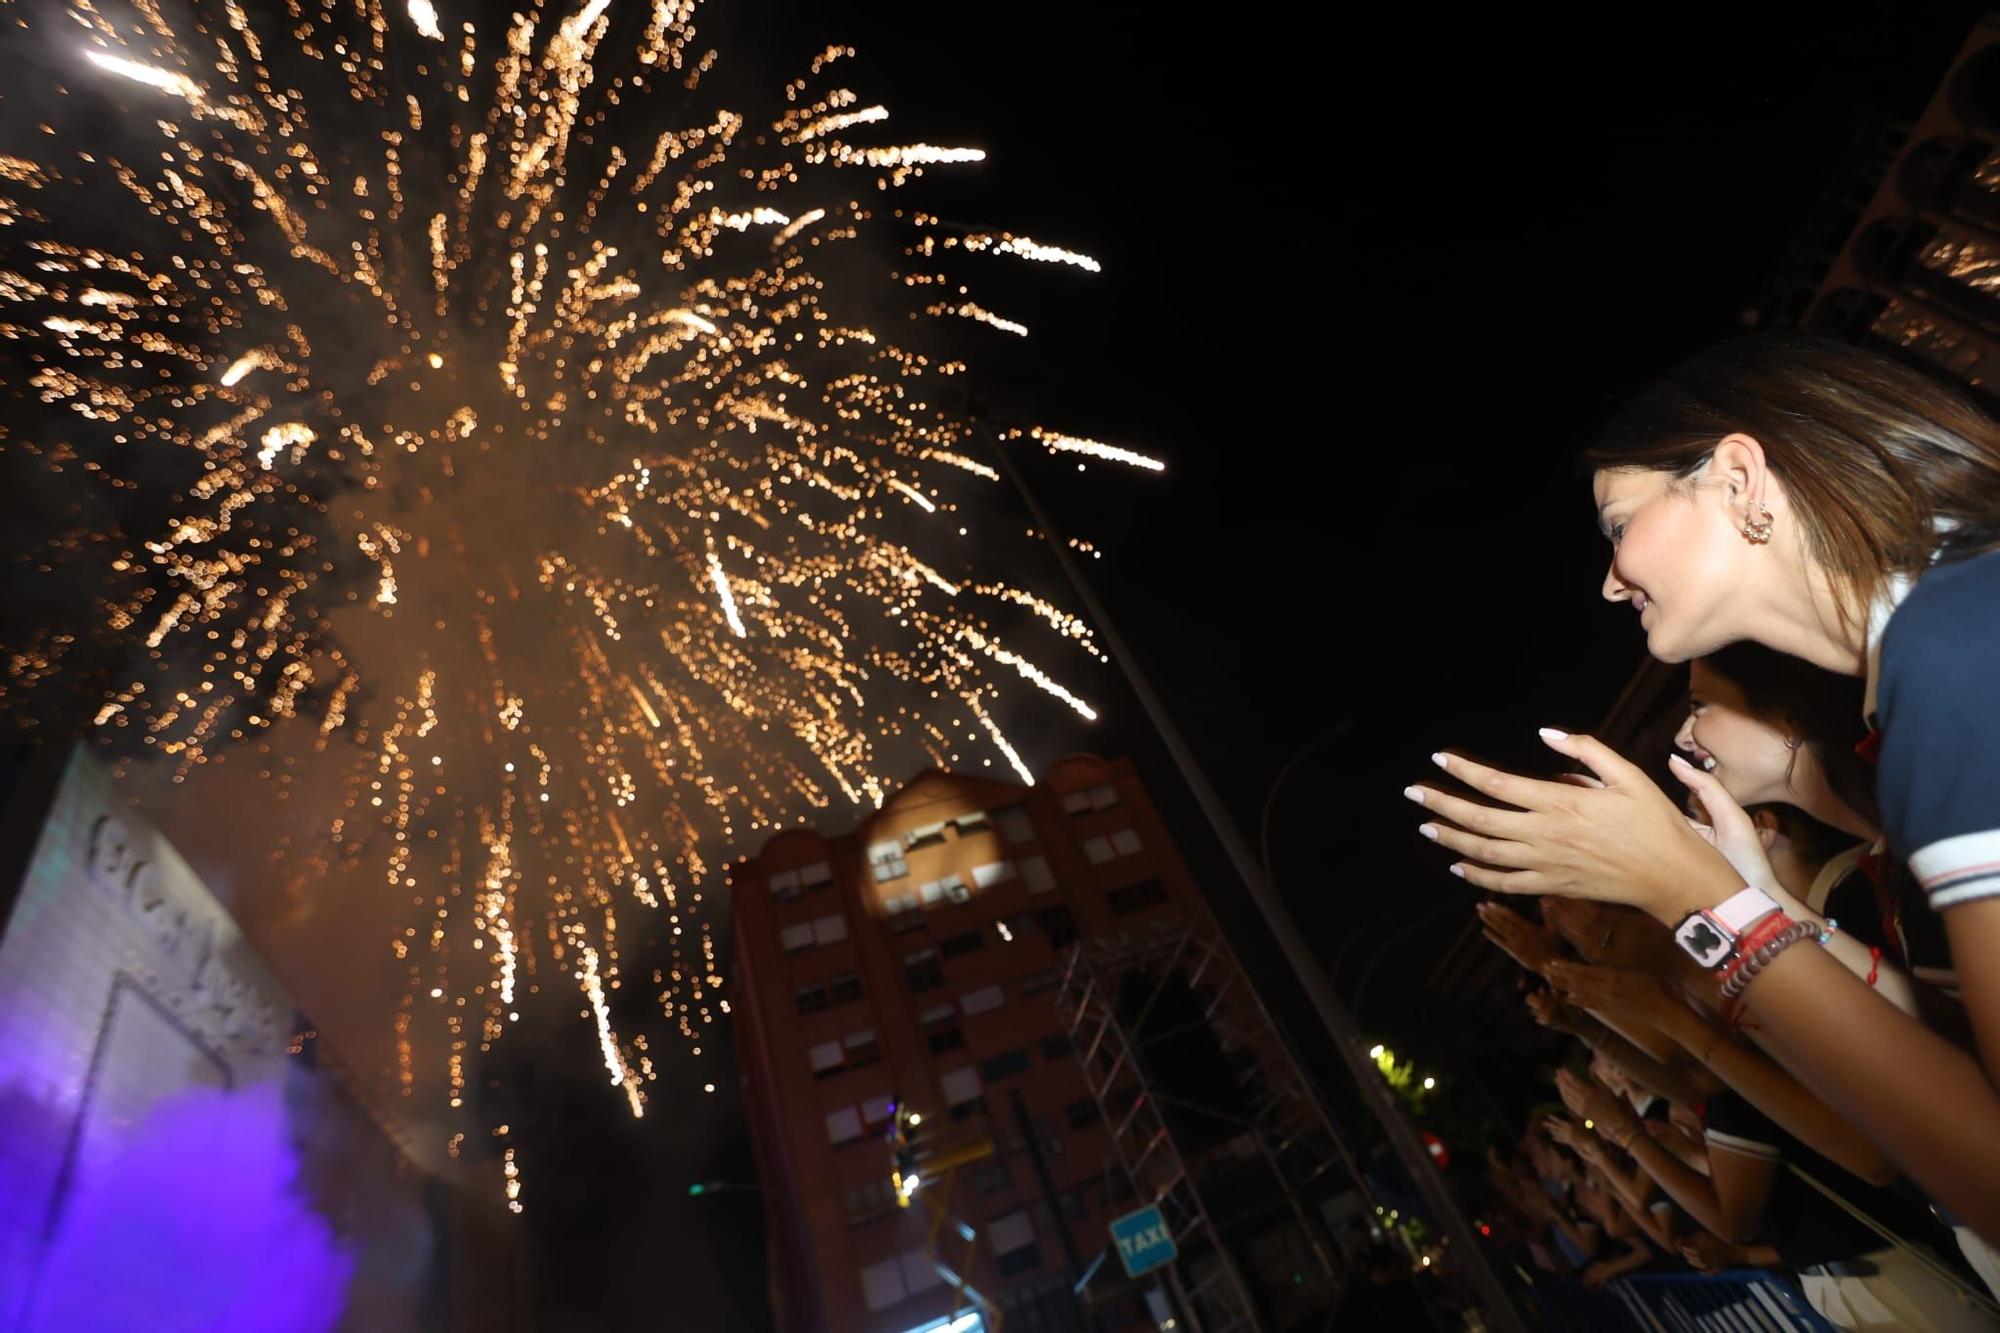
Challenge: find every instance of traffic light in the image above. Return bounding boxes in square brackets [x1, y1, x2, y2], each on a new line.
[888, 1100, 924, 1207]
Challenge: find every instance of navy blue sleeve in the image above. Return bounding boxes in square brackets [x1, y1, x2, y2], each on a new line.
[1877, 550, 2000, 912]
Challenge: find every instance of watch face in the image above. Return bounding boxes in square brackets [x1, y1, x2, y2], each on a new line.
[1675, 914, 1733, 969]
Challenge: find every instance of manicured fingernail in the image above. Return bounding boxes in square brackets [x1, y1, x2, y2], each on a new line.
[1418, 823, 1439, 841]
[1539, 727, 1568, 742]
[1668, 753, 1692, 769]
[1449, 863, 1466, 878]
[1403, 785, 1426, 805]
[1431, 752, 1449, 769]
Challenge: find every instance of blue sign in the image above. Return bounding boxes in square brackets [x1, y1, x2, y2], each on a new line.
[1109, 1203, 1177, 1278]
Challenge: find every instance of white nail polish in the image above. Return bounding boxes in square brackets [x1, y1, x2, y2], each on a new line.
[1431, 752, 1448, 769]
[1448, 864, 1467, 879]
[1419, 824, 1439, 841]
[1539, 727, 1568, 742]
[1403, 785, 1425, 804]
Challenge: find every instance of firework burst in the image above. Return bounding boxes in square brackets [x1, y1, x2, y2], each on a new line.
[0, 0, 1155, 1186]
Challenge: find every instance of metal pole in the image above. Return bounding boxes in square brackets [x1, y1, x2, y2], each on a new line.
[982, 426, 1527, 1333]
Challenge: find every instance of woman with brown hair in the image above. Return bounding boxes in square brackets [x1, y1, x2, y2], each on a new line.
[1403, 335, 2000, 1244]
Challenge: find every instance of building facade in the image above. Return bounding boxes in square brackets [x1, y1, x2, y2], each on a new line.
[731, 753, 1245, 1333]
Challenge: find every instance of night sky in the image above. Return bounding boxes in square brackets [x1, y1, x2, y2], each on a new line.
[597, 4, 1991, 1328]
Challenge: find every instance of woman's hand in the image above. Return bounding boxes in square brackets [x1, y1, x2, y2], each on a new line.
[1678, 1231, 1737, 1274]
[1478, 901, 1565, 974]
[1405, 731, 1744, 923]
[1668, 754, 1781, 893]
[1544, 1114, 1602, 1161]
[1525, 986, 1596, 1039]
[1546, 959, 1681, 1034]
[1556, 1067, 1640, 1145]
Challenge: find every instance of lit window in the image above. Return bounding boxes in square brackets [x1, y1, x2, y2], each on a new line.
[799, 860, 833, 888]
[1061, 791, 1094, 816]
[859, 1257, 906, 1312]
[941, 1066, 983, 1106]
[899, 1247, 945, 1295]
[971, 861, 1014, 890]
[869, 840, 909, 882]
[1082, 836, 1115, 865]
[812, 913, 848, 946]
[769, 869, 802, 902]
[826, 1105, 863, 1145]
[905, 821, 949, 850]
[1088, 782, 1120, 810]
[989, 1209, 1035, 1255]
[1110, 828, 1142, 857]
[810, 1040, 844, 1075]
[780, 921, 814, 952]
[960, 984, 1004, 1016]
[954, 811, 993, 835]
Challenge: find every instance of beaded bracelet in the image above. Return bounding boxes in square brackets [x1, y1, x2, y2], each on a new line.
[1719, 918, 1819, 1002]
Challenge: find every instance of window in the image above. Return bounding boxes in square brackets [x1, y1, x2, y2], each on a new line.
[898, 1247, 944, 1296]
[812, 913, 848, 946]
[950, 1097, 988, 1122]
[860, 1257, 905, 1312]
[941, 1066, 983, 1108]
[980, 1048, 1030, 1082]
[1082, 836, 1115, 865]
[1036, 905, 1076, 949]
[827, 971, 863, 1005]
[796, 981, 830, 1014]
[969, 1159, 1013, 1195]
[971, 860, 1014, 890]
[904, 821, 948, 851]
[996, 804, 1036, 844]
[1087, 782, 1121, 810]
[1110, 828, 1143, 857]
[861, 1092, 896, 1127]
[905, 949, 945, 994]
[1039, 1033, 1072, 1062]
[800, 860, 833, 889]
[1060, 790, 1094, 816]
[845, 1029, 882, 1069]
[919, 1002, 957, 1026]
[780, 921, 815, 952]
[990, 1209, 1036, 1256]
[868, 840, 908, 883]
[769, 869, 802, 902]
[997, 1246, 1044, 1278]
[960, 984, 1004, 1016]
[884, 894, 923, 933]
[1066, 1097, 1101, 1129]
[954, 811, 992, 834]
[939, 929, 985, 960]
[810, 1040, 845, 1076]
[928, 1025, 965, 1055]
[920, 874, 970, 906]
[1108, 878, 1169, 915]
[1019, 967, 1062, 997]
[826, 1105, 863, 1145]
[1020, 855, 1056, 894]
[847, 1179, 893, 1223]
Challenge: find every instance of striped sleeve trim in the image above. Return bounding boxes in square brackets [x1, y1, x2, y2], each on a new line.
[1704, 1128, 1781, 1162]
[1912, 829, 2000, 911]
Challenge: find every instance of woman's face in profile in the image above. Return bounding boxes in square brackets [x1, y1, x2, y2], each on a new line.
[1593, 465, 1746, 664]
[1675, 659, 1802, 808]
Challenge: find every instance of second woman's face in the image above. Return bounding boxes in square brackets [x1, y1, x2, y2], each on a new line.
[1676, 660, 1798, 807]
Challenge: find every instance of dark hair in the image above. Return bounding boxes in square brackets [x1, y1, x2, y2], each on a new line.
[1701, 641, 1878, 832]
[1584, 334, 2000, 625]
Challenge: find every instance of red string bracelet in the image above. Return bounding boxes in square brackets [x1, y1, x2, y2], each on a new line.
[1865, 947, 1881, 988]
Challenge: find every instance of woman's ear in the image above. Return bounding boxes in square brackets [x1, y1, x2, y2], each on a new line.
[1750, 805, 1782, 852]
[1710, 433, 1772, 511]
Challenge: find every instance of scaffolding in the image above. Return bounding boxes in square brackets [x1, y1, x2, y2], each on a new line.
[1055, 913, 1370, 1332]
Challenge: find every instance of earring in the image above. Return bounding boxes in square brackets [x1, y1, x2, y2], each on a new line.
[1742, 501, 1774, 545]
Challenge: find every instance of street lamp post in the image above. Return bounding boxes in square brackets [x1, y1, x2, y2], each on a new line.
[983, 425, 1527, 1332]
